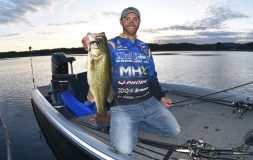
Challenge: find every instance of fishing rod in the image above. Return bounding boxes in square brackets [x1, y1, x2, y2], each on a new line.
[167, 81, 253, 106]
[139, 138, 253, 160]
[232, 101, 253, 116]
[29, 46, 36, 88]
[165, 82, 253, 115]
[171, 90, 253, 115]
[168, 89, 234, 106]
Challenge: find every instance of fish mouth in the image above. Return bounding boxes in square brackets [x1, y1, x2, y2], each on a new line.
[87, 32, 107, 57]
[89, 41, 107, 56]
[89, 41, 101, 52]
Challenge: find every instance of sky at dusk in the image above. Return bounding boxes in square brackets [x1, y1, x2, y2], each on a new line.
[1, 0, 253, 52]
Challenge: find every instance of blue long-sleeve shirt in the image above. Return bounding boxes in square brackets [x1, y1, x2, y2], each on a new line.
[108, 34, 164, 105]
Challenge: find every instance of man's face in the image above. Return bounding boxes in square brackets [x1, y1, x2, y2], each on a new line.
[120, 13, 140, 37]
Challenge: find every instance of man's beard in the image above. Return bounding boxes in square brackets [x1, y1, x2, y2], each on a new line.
[123, 26, 139, 36]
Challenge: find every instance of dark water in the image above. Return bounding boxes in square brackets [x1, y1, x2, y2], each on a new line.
[0, 57, 54, 159]
[0, 51, 253, 159]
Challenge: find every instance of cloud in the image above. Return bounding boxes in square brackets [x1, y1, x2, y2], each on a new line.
[199, 6, 249, 29]
[39, 31, 57, 35]
[141, 6, 249, 33]
[101, 12, 119, 17]
[0, 0, 57, 24]
[142, 4, 251, 44]
[197, 31, 240, 37]
[175, 6, 248, 31]
[156, 35, 237, 44]
[141, 28, 167, 33]
[1, 33, 20, 37]
[238, 31, 253, 42]
[86, 11, 119, 24]
[154, 30, 251, 44]
[246, 31, 253, 37]
[47, 20, 88, 26]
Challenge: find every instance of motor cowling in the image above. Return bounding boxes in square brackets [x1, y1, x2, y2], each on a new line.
[51, 52, 69, 74]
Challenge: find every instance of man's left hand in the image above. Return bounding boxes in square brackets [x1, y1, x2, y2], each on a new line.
[160, 97, 172, 108]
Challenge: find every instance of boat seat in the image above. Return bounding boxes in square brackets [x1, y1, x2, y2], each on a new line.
[60, 91, 96, 117]
[74, 72, 89, 102]
[51, 72, 90, 104]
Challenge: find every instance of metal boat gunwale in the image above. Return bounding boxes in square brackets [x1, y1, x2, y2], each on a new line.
[32, 87, 119, 160]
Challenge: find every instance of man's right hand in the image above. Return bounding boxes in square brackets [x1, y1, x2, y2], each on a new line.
[81, 36, 90, 51]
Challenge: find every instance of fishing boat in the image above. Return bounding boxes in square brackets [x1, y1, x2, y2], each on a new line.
[31, 52, 253, 160]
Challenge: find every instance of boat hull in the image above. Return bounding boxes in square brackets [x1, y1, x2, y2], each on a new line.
[32, 99, 94, 160]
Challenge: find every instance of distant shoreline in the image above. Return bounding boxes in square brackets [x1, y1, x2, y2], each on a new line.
[1, 42, 253, 59]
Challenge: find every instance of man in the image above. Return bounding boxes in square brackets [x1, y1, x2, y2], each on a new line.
[82, 7, 180, 155]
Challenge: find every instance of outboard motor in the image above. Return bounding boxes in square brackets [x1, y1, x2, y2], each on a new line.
[50, 52, 76, 104]
[51, 52, 75, 74]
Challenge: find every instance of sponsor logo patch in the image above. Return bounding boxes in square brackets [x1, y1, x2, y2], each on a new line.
[117, 88, 134, 94]
[119, 66, 147, 77]
[118, 80, 148, 85]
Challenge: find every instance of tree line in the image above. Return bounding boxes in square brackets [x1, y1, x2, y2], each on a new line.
[0, 47, 86, 58]
[149, 42, 253, 51]
[1, 42, 253, 58]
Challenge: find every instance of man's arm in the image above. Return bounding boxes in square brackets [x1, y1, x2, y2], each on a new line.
[147, 49, 172, 108]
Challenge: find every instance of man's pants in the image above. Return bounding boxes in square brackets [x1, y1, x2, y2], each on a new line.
[110, 96, 181, 154]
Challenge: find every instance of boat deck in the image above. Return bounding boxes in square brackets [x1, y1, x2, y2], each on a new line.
[37, 84, 253, 160]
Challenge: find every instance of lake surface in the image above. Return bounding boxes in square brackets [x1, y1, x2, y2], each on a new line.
[1, 51, 253, 159]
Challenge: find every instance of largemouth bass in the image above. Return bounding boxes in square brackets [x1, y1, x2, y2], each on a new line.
[87, 32, 113, 126]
